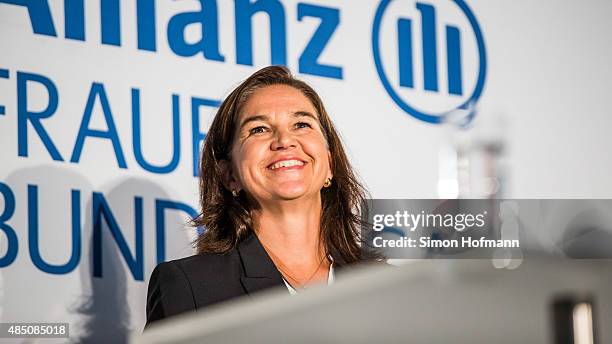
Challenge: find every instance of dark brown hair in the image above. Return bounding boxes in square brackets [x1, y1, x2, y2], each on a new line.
[192, 65, 375, 265]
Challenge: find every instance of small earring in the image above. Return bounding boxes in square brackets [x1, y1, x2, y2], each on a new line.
[323, 178, 332, 188]
[232, 189, 239, 197]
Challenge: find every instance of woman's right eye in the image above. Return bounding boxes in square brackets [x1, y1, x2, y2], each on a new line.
[249, 126, 267, 135]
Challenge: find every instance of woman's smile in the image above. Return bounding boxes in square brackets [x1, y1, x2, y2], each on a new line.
[268, 159, 306, 170]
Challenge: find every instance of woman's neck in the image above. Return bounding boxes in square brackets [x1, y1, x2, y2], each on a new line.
[253, 196, 325, 267]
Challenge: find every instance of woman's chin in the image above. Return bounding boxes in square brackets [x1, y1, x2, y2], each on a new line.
[270, 187, 312, 201]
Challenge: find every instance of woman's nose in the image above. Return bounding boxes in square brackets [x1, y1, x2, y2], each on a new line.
[270, 129, 297, 150]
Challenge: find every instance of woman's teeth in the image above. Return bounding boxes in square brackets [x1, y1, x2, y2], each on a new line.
[269, 160, 305, 170]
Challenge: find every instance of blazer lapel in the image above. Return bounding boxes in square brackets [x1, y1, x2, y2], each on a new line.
[237, 232, 286, 295]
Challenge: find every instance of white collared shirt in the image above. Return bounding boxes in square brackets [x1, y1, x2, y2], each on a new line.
[282, 257, 334, 295]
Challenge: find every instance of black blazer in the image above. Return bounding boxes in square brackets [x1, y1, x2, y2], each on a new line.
[145, 232, 348, 328]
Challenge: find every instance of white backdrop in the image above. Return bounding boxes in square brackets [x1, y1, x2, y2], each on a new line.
[1, 0, 611, 341]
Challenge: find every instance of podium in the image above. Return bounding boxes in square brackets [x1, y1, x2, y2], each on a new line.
[133, 258, 611, 343]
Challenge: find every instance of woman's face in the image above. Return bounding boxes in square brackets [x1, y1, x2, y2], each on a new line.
[227, 84, 332, 205]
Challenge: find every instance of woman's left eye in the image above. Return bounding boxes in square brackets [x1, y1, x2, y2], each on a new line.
[295, 122, 312, 129]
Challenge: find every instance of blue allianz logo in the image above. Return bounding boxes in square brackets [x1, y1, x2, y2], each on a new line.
[372, 0, 487, 124]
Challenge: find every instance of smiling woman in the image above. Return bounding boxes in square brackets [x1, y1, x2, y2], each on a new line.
[145, 66, 380, 328]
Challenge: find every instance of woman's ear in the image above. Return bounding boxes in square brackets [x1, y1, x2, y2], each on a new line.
[218, 160, 241, 192]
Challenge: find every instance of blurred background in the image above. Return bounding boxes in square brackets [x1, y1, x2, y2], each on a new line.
[1, 0, 611, 342]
